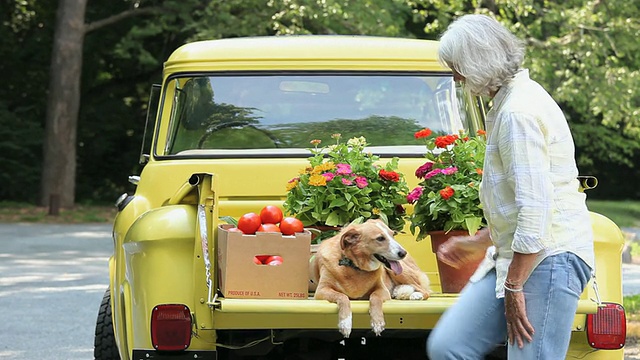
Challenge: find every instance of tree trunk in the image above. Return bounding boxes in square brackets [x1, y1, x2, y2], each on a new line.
[40, 0, 87, 208]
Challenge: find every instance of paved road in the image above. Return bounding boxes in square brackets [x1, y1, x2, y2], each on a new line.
[0, 223, 112, 360]
[0, 223, 638, 359]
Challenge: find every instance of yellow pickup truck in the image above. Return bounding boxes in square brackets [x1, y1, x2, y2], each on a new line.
[94, 35, 627, 360]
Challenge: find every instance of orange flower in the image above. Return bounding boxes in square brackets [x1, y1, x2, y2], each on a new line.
[475, 168, 483, 175]
[439, 186, 455, 200]
[379, 169, 400, 182]
[434, 135, 458, 148]
[477, 129, 486, 136]
[414, 128, 433, 139]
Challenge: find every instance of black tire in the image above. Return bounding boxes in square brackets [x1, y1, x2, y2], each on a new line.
[94, 288, 121, 360]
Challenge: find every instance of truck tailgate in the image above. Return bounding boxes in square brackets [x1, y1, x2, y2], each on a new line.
[209, 297, 598, 330]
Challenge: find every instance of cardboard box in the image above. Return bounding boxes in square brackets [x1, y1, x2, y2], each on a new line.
[217, 224, 312, 299]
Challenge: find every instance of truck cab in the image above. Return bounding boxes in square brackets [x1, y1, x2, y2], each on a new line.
[94, 35, 627, 360]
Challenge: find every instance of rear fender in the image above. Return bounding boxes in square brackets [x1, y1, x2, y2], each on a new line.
[122, 205, 197, 352]
[590, 212, 625, 303]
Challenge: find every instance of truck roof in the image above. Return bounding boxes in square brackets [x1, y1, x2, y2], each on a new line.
[163, 35, 447, 74]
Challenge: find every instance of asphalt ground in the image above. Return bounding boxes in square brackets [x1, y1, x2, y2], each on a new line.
[0, 223, 112, 360]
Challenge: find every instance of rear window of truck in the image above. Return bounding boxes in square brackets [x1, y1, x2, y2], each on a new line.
[161, 72, 482, 157]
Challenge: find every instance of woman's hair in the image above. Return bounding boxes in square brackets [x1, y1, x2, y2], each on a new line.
[438, 14, 525, 96]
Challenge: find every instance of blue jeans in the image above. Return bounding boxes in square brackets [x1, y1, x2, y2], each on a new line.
[426, 252, 592, 359]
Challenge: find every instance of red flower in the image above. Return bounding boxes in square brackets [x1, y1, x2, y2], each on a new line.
[477, 129, 486, 136]
[439, 186, 455, 200]
[434, 135, 458, 148]
[379, 169, 400, 182]
[414, 128, 433, 139]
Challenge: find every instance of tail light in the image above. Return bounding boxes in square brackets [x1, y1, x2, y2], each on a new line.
[586, 302, 626, 350]
[151, 304, 192, 351]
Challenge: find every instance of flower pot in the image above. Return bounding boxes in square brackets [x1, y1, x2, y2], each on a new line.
[429, 230, 484, 293]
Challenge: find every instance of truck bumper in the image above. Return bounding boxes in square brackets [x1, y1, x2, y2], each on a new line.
[132, 350, 217, 359]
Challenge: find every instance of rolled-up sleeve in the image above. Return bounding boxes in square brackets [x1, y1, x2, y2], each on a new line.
[496, 112, 552, 254]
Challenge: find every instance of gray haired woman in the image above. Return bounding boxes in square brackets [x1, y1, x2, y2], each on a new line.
[426, 14, 594, 359]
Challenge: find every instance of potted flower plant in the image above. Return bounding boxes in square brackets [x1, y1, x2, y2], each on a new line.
[283, 134, 409, 242]
[407, 128, 487, 292]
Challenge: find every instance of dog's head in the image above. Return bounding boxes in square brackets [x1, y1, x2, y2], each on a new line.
[340, 219, 407, 274]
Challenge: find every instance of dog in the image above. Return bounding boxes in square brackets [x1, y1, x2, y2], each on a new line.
[309, 219, 430, 338]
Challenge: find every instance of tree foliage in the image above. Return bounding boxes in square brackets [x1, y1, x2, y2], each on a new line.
[407, 0, 640, 198]
[0, 0, 638, 205]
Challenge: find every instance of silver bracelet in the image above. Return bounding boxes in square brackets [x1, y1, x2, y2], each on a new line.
[503, 284, 523, 293]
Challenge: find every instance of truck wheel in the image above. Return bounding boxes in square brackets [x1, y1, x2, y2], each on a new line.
[94, 288, 121, 360]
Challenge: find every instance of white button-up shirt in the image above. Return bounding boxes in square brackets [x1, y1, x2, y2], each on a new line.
[471, 69, 595, 298]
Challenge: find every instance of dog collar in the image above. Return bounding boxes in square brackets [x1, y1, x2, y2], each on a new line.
[338, 256, 362, 271]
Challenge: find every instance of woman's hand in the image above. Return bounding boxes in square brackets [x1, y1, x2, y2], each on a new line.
[504, 251, 539, 348]
[436, 228, 492, 269]
[504, 288, 534, 348]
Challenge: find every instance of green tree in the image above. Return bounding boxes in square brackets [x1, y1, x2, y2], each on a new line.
[407, 0, 640, 198]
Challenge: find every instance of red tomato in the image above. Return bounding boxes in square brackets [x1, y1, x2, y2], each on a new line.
[253, 256, 262, 265]
[257, 223, 280, 233]
[255, 255, 270, 264]
[266, 255, 283, 266]
[260, 206, 283, 225]
[237, 213, 261, 234]
[279, 217, 304, 235]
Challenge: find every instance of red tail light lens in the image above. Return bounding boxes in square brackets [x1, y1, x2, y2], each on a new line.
[151, 304, 192, 351]
[586, 302, 626, 350]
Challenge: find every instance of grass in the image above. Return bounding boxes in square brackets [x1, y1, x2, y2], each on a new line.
[587, 199, 640, 228]
[0, 201, 116, 224]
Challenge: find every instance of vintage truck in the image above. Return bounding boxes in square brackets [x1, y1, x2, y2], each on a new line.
[94, 35, 627, 360]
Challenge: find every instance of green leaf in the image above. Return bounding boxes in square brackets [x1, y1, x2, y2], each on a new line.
[218, 215, 238, 226]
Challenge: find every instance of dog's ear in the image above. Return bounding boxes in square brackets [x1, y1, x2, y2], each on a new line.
[340, 228, 360, 250]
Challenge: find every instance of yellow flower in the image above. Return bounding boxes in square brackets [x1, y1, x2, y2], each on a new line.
[311, 165, 324, 175]
[301, 166, 313, 175]
[372, 208, 381, 215]
[286, 179, 299, 191]
[308, 174, 327, 186]
[320, 162, 335, 171]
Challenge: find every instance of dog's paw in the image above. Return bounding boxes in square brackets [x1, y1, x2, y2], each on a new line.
[409, 292, 424, 300]
[338, 315, 352, 338]
[392, 284, 415, 300]
[371, 320, 385, 336]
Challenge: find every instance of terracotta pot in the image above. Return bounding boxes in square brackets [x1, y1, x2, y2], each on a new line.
[429, 230, 484, 294]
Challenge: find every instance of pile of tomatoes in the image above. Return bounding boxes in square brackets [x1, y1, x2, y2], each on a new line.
[227, 206, 305, 266]
[234, 205, 305, 236]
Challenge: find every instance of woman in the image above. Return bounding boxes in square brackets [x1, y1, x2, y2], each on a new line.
[426, 14, 595, 359]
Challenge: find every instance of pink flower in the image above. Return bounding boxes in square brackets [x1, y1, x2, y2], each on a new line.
[322, 172, 335, 181]
[341, 178, 353, 186]
[336, 163, 352, 175]
[407, 186, 423, 204]
[355, 176, 368, 189]
[415, 162, 434, 179]
[424, 168, 443, 179]
[441, 166, 458, 175]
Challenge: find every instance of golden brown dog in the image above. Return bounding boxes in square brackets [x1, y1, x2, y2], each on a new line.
[309, 219, 430, 337]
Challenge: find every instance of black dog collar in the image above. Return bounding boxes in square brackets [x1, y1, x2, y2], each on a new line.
[338, 256, 362, 271]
